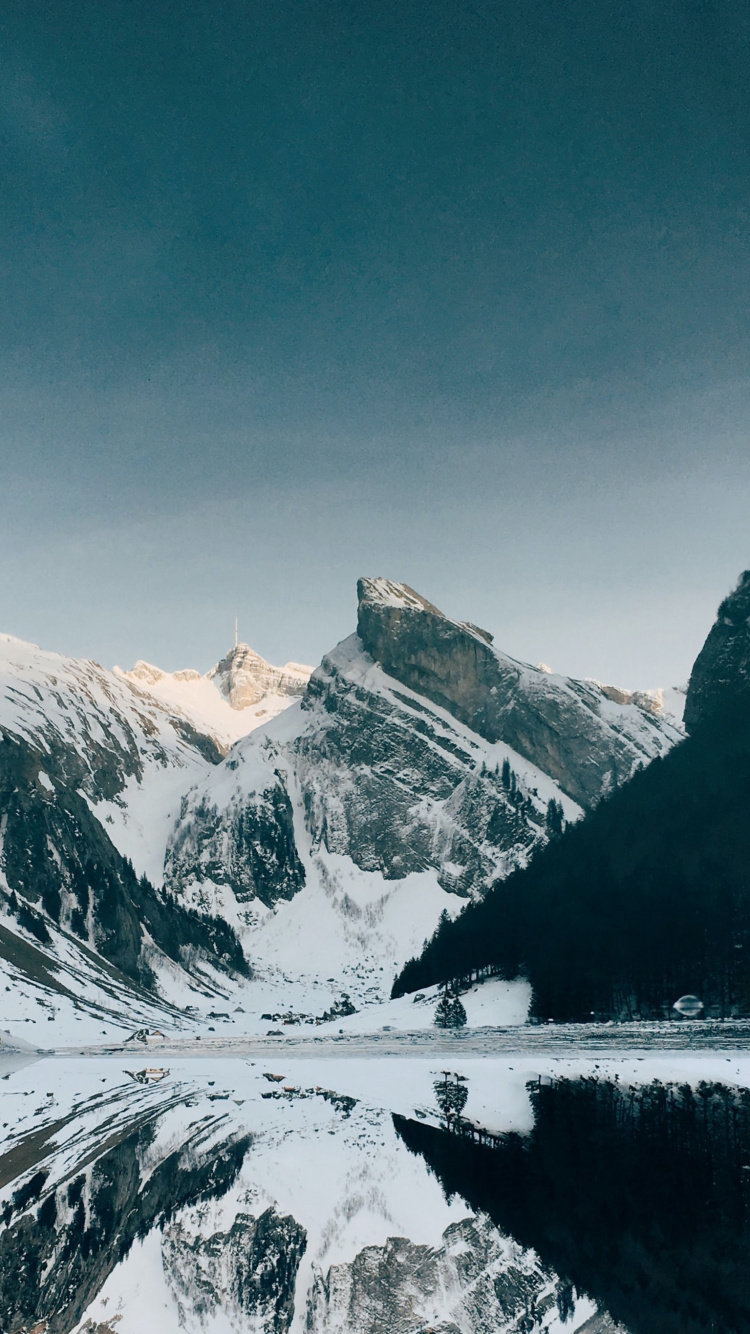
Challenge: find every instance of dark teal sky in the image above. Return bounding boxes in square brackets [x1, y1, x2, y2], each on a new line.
[0, 0, 748, 684]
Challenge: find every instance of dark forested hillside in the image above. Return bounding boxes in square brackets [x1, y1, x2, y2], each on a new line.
[394, 572, 750, 1021]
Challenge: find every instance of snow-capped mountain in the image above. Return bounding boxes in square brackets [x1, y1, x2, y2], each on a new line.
[0, 580, 686, 1039]
[116, 643, 311, 749]
[161, 578, 684, 1013]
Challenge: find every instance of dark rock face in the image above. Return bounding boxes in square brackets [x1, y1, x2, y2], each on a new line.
[164, 1207, 307, 1331]
[357, 578, 679, 808]
[306, 1214, 570, 1333]
[0, 1115, 250, 1334]
[684, 570, 750, 734]
[166, 770, 306, 907]
[298, 643, 543, 893]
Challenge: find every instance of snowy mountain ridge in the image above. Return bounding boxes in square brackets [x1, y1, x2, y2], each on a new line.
[0, 578, 686, 1042]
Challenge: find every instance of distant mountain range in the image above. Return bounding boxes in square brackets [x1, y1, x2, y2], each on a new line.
[0, 579, 687, 1040]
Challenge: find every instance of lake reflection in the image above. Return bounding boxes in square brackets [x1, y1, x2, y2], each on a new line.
[1, 1053, 749, 1333]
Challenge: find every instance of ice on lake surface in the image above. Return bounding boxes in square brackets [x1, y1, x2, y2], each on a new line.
[2, 1049, 750, 1334]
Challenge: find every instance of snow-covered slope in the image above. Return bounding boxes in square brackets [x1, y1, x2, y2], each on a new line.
[0, 635, 248, 1015]
[116, 642, 311, 749]
[0, 579, 686, 1033]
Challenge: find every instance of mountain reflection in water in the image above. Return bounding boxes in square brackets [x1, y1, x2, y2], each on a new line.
[397, 1076, 750, 1334]
[0, 1055, 748, 1333]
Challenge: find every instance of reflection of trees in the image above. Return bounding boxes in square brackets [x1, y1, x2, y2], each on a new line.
[396, 1078, 750, 1334]
[434, 1071, 469, 1126]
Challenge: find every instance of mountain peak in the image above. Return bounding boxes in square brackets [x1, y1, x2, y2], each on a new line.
[357, 576, 443, 615]
[684, 570, 750, 733]
[208, 643, 311, 710]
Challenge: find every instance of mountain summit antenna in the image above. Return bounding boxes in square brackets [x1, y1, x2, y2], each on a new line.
[234, 617, 238, 648]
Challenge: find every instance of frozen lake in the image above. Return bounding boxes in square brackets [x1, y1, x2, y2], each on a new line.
[2, 1044, 750, 1333]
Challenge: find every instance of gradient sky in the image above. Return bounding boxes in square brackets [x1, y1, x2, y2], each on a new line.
[0, 0, 748, 687]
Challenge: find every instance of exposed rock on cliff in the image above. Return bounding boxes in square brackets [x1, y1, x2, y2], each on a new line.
[356, 577, 681, 807]
[209, 643, 310, 709]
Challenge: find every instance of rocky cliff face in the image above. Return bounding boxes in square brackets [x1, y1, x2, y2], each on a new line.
[167, 577, 681, 916]
[163, 579, 682, 1000]
[166, 758, 306, 908]
[164, 632, 571, 925]
[357, 578, 681, 808]
[684, 570, 750, 733]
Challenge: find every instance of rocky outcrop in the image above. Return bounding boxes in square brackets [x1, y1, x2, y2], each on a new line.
[165, 578, 683, 947]
[357, 578, 681, 808]
[166, 633, 560, 916]
[684, 570, 750, 733]
[163, 1207, 307, 1331]
[166, 765, 306, 907]
[209, 643, 311, 709]
[296, 637, 547, 892]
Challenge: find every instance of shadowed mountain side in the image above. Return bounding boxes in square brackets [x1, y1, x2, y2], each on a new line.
[394, 571, 750, 1020]
[684, 570, 750, 733]
[393, 708, 750, 1019]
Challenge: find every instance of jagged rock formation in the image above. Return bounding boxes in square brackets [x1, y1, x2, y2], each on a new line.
[162, 578, 683, 1000]
[684, 569, 750, 733]
[166, 578, 681, 912]
[356, 578, 681, 808]
[119, 643, 311, 747]
[163, 1207, 307, 1331]
[164, 633, 571, 922]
